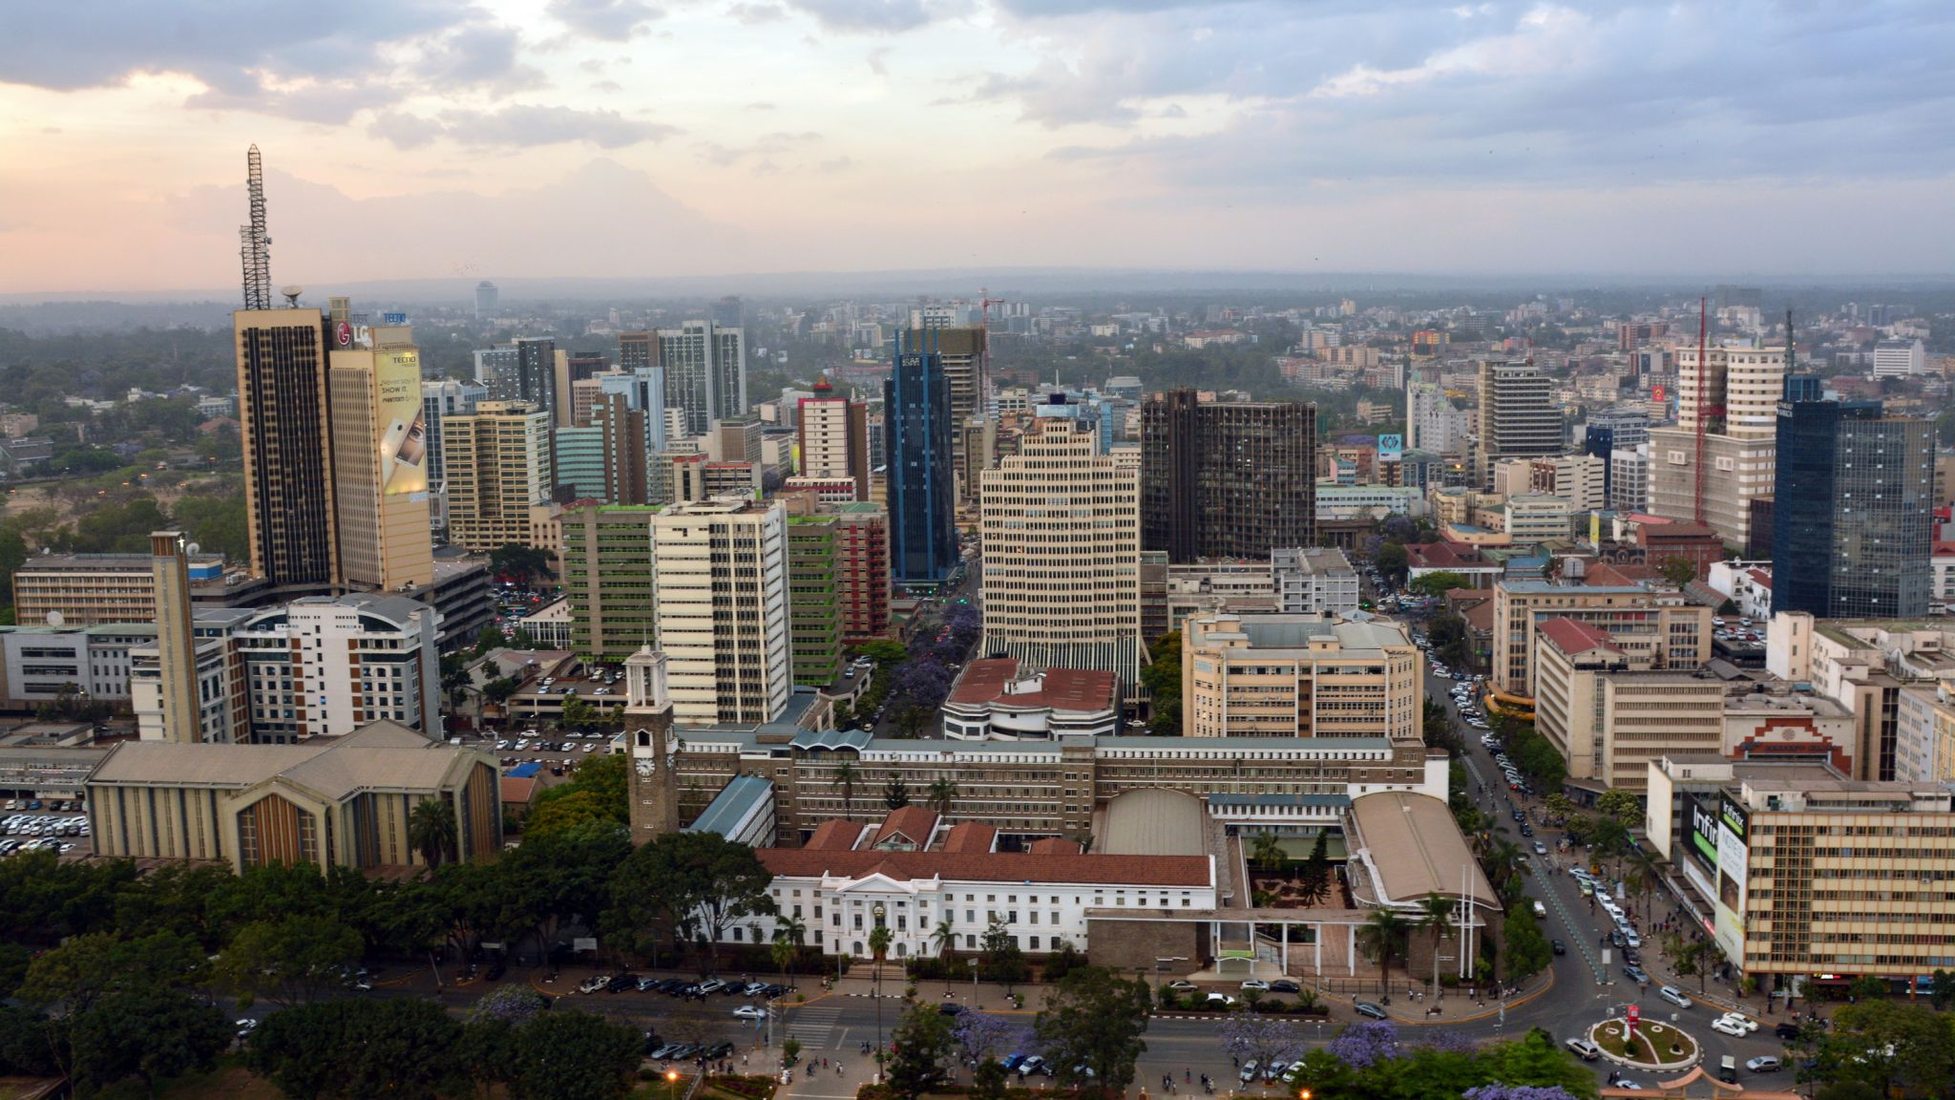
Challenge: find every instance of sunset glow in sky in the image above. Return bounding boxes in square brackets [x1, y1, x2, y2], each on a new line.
[1, 1, 1948, 293]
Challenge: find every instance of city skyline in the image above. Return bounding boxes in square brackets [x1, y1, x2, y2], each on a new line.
[2, 1, 1952, 295]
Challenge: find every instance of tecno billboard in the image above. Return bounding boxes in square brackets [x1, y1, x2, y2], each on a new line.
[376, 348, 429, 498]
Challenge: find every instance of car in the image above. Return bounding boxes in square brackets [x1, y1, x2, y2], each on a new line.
[733, 1005, 767, 1020]
[1624, 965, 1651, 984]
[1269, 979, 1300, 993]
[1551, 939, 1566, 956]
[1564, 1038, 1601, 1061]
[1238, 1062, 1261, 1085]
[1718, 1012, 1759, 1034]
[1576, 879, 1595, 897]
[1017, 1056, 1049, 1079]
[1623, 930, 1642, 948]
[1240, 979, 1270, 991]
[697, 979, 726, 995]
[1659, 985, 1694, 1009]
[1002, 1054, 1027, 1072]
[1712, 1016, 1750, 1037]
[579, 975, 611, 994]
[1775, 1022, 1803, 1041]
[703, 1042, 736, 1061]
[1354, 1001, 1389, 1020]
[1615, 1080, 1644, 1091]
[938, 1002, 965, 1017]
[235, 1018, 259, 1040]
[1165, 980, 1197, 992]
[1203, 993, 1237, 1008]
[650, 1043, 685, 1060]
[1745, 1056, 1783, 1073]
[608, 973, 639, 993]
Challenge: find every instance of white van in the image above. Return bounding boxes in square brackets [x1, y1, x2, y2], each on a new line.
[1659, 985, 1694, 1009]
[1532, 900, 1548, 919]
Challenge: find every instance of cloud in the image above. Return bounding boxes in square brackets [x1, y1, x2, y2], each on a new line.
[693, 130, 821, 166]
[547, 0, 665, 40]
[782, 0, 941, 33]
[371, 105, 680, 149]
[727, 2, 788, 23]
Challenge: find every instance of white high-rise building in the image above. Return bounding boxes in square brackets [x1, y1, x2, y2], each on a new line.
[657, 322, 746, 437]
[651, 498, 791, 725]
[1873, 339, 1927, 378]
[1647, 346, 1785, 547]
[1610, 443, 1650, 513]
[1406, 381, 1469, 455]
[979, 414, 1144, 693]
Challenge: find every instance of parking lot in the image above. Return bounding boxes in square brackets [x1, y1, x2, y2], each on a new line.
[2, 799, 91, 858]
[486, 730, 615, 775]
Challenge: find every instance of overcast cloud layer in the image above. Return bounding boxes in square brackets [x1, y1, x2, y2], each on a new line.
[0, 0, 1948, 292]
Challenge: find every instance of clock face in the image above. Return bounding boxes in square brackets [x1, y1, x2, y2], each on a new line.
[635, 757, 654, 777]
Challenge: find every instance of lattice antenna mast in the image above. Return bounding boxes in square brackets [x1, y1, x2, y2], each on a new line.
[239, 145, 272, 310]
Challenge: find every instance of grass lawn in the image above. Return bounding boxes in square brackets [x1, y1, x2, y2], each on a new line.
[1592, 1019, 1697, 1067]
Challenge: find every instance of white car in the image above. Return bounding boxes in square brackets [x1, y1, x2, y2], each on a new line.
[1717, 1012, 1759, 1034]
[1240, 979, 1270, 991]
[1711, 1016, 1749, 1037]
[732, 1005, 767, 1020]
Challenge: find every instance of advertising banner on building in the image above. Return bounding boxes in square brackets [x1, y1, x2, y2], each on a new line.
[1378, 433, 1404, 460]
[1712, 793, 1751, 962]
[377, 348, 429, 497]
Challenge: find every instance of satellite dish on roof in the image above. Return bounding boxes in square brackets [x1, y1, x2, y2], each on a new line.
[45, 611, 63, 627]
[184, 542, 201, 555]
[280, 285, 303, 306]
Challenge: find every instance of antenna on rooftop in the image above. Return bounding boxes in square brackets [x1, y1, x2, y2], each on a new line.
[239, 145, 273, 310]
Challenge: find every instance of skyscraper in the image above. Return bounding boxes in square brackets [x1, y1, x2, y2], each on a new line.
[421, 378, 488, 486]
[980, 413, 1144, 692]
[1475, 360, 1563, 485]
[1773, 400, 1934, 619]
[884, 331, 958, 586]
[786, 513, 844, 687]
[513, 337, 561, 422]
[656, 321, 746, 436]
[1140, 389, 1317, 563]
[328, 320, 435, 591]
[440, 401, 554, 553]
[902, 325, 986, 504]
[564, 504, 659, 664]
[1647, 346, 1785, 547]
[1406, 381, 1468, 455]
[797, 377, 869, 500]
[474, 281, 498, 318]
[651, 498, 790, 724]
[235, 306, 337, 587]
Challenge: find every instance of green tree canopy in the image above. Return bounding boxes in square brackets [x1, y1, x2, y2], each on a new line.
[506, 1010, 643, 1100]
[1031, 965, 1151, 1093]
[1409, 570, 1471, 597]
[608, 830, 775, 958]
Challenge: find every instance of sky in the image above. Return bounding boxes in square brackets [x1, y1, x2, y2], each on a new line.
[0, 0, 1950, 294]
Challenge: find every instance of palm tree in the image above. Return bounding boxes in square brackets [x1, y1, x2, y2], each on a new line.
[931, 918, 956, 997]
[832, 761, 858, 820]
[407, 798, 457, 872]
[1418, 892, 1458, 993]
[1249, 832, 1287, 871]
[1357, 909, 1413, 1001]
[773, 914, 807, 988]
[1624, 846, 1661, 921]
[927, 777, 958, 816]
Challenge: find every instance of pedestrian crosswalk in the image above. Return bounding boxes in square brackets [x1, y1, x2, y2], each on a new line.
[785, 1003, 846, 1050]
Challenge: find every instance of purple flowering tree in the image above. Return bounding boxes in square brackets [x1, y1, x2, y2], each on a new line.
[1463, 1086, 1580, 1100]
[1220, 1012, 1305, 1074]
[1417, 1029, 1480, 1055]
[1327, 1020, 1401, 1069]
[467, 985, 549, 1024]
[952, 1011, 1026, 1066]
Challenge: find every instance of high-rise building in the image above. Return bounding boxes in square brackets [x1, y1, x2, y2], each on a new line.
[1271, 546, 1360, 615]
[656, 322, 746, 436]
[473, 346, 521, 399]
[328, 323, 435, 591]
[512, 338, 561, 423]
[563, 504, 658, 664]
[1180, 612, 1421, 739]
[235, 307, 337, 587]
[832, 502, 891, 644]
[232, 594, 441, 741]
[474, 280, 498, 318]
[1872, 339, 1927, 378]
[786, 514, 843, 687]
[421, 377, 489, 486]
[650, 499, 790, 724]
[1582, 406, 1650, 503]
[797, 378, 870, 500]
[555, 395, 646, 505]
[1140, 389, 1316, 563]
[884, 332, 958, 586]
[440, 401, 554, 553]
[1406, 381, 1469, 455]
[1610, 444, 1650, 513]
[902, 326, 985, 504]
[598, 366, 669, 457]
[1647, 346, 1786, 548]
[1773, 400, 1934, 619]
[980, 414, 1144, 692]
[1474, 360, 1563, 485]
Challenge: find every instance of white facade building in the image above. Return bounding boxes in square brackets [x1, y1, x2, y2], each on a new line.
[651, 498, 791, 725]
[1272, 546, 1360, 615]
[233, 595, 442, 742]
[1872, 339, 1927, 378]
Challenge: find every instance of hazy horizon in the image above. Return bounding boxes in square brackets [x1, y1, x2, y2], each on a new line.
[3, 1, 1951, 296]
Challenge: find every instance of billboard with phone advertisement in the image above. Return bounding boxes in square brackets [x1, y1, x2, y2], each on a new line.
[377, 348, 428, 497]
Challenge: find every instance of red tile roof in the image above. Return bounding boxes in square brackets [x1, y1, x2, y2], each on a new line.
[1537, 616, 1622, 656]
[872, 806, 940, 848]
[1406, 542, 1486, 569]
[805, 818, 864, 851]
[1934, 543, 1955, 557]
[1584, 562, 1654, 587]
[1746, 568, 1773, 589]
[948, 658, 1021, 705]
[1028, 837, 1083, 855]
[756, 848, 1212, 887]
[499, 776, 538, 804]
[938, 822, 997, 854]
[994, 668, 1117, 712]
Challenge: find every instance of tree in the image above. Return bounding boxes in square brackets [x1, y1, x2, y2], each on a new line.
[1409, 570, 1471, 597]
[508, 1010, 642, 1100]
[1358, 909, 1413, 996]
[952, 1012, 1021, 1068]
[609, 831, 775, 962]
[248, 997, 465, 1100]
[931, 917, 956, 960]
[883, 777, 913, 810]
[1250, 831, 1287, 871]
[1298, 830, 1334, 907]
[773, 914, 806, 986]
[832, 761, 858, 820]
[1419, 892, 1459, 988]
[64, 987, 229, 1095]
[887, 999, 958, 1099]
[491, 543, 556, 586]
[525, 752, 628, 837]
[1502, 904, 1552, 981]
[1221, 1012, 1304, 1078]
[408, 797, 458, 872]
[927, 777, 958, 815]
[1139, 630, 1183, 735]
[217, 914, 364, 1008]
[1376, 542, 1410, 586]
[483, 675, 522, 706]
[1594, 788, 1641, 826]
[1818, 1000, 1955, 1098]
[1655, 555, 1699, 588]
[1032, 965, 1151, 1094]
[971, 1058, 1010, 1100]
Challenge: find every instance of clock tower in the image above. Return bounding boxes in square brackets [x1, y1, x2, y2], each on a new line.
[621, 645, 679, 842]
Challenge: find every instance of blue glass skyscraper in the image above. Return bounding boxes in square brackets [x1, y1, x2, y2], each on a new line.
[885, 330, 958, 586]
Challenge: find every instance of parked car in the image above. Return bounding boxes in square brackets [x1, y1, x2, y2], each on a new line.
[578, 975, 611, 994]
[1203, 993, 1237, 1008]
[1269, 979, 1300, 993]
[1240, 979, 1270, 991]
[1354, 1001, 1389, 1020]
[1564, 1038, 1601, 1061]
